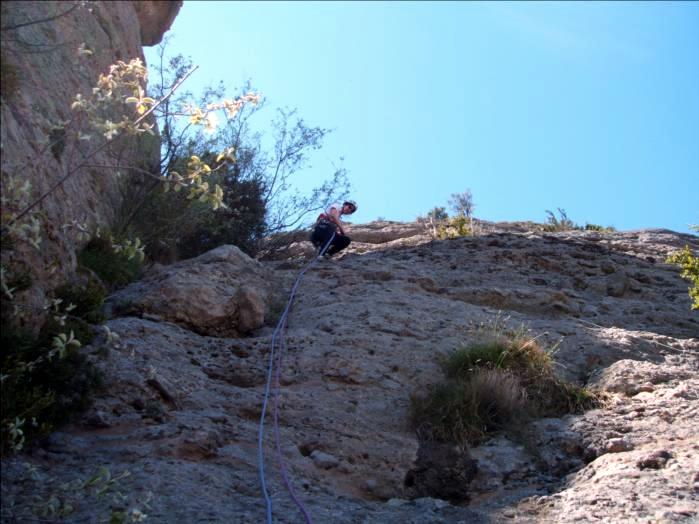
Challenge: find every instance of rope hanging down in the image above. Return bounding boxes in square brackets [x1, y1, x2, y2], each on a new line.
[257, 232, 335, 524]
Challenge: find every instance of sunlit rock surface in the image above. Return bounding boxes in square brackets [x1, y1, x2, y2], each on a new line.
[2, 221, 697, 522]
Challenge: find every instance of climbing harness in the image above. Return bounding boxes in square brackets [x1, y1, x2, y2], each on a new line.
[257, 232, 335, 524]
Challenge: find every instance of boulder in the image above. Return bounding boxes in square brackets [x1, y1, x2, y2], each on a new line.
[106, 245, 284, 336]
[589, 359, 693, 396]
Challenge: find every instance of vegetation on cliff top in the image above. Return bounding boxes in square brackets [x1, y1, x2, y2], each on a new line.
[666, 225, 699, 310]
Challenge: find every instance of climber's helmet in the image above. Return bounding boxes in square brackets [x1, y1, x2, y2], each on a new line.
[342, 200, 358, 214]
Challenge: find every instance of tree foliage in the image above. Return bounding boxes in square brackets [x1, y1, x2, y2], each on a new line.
[123, 43, 350, 260]
[1, 36, 258, 451]
[667, 243, 699, 310]
[419, 195, 477, 240]
[1, 26, 350, 452]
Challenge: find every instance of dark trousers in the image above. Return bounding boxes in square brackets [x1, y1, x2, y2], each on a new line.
[311, 222, 351, 256]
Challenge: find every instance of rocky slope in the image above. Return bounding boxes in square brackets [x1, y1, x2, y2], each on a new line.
[1, 221, 697, 523]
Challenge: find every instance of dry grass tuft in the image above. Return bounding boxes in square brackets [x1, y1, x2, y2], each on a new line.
[411, 320, 602, 445]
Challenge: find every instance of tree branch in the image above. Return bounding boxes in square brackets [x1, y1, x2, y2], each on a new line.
[2, 66, 198, 233]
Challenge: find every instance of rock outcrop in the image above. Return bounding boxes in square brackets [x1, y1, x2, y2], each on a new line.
[132, 1, 183, 46]
[2, 222, 696, 523]
[106, 245, 286, 337]
[1, 0, 180, 326]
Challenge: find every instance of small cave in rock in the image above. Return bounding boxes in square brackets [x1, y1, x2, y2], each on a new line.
[404, 440, 478, 503]
[298, 441, 318, 457]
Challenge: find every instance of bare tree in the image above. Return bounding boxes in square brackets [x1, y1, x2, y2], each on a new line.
[449, 190, 475, 232]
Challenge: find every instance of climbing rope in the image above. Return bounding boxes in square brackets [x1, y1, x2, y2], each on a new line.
[258, 232, 335, 524]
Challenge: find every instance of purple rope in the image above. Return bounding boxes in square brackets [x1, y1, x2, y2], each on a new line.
[273, 316, 314, 524]
[258, 232, 335, 523]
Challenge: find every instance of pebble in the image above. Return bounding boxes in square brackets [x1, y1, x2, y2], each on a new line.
[637, 450, 672, 470]
[84, 410, 111, 428]
[606, 438, 634, 453]
[311, 450, 340, 469]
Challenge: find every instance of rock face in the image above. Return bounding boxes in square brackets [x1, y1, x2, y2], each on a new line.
[0, 1, 180, 325]
[107, 245, 286, 337]
[1, 222, 697, 523]
[132, 1, 183, 46]
[405, 441, 479, 502]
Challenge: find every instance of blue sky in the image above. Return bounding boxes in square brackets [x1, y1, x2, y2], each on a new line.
[144, 1, 699, 233]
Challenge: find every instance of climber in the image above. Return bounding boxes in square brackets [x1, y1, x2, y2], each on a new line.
[310, 200, 358, 257]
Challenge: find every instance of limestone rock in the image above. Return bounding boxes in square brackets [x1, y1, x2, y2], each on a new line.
[468, 436, 538, 494]
[2, 222, 698, 523]
[106, 245, 284, 336]
[637, 450, 673, 470]
[605, 437, 634, 453]
[1, 0, 181, 328]
[132, 1, 182, 45]
[590, 359, 694, 396]
[405, 441, 478, 502]
[311, 450, 340, 470]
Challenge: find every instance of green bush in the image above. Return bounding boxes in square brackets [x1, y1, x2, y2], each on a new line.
[584, 223, 616, 233]
[437, 216, 472, 240]
[446, 333, 596, 416]
[543, 208, 581, 232]
[77, 236, 143, 291]
[1, 318, 102, 454]
[4, 267, 33, 293]
[543, 211, 615, 234]
[175, 172, 267, 259]
[443, 336, 552, 379]
[124, 155, 267, 261]
[667, 245, 699, 310]
[411, 327, 600, 445]
[40, 316, 96, 348]
[1, 269, 109, 454]
[54, 276, 107, 324]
